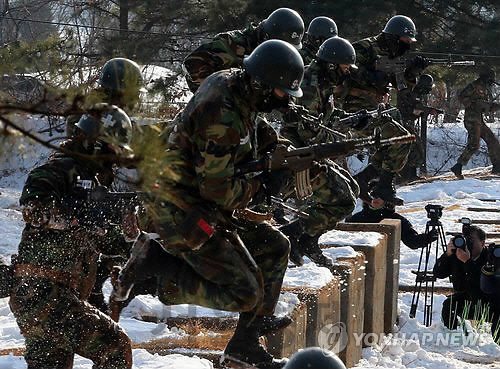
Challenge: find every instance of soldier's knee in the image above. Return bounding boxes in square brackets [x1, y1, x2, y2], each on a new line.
[98, 329, 132, 369]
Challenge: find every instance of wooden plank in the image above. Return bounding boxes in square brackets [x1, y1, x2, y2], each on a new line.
[399, 285, 454, 294]
[467, 207, 500, 212]
[463, 219, 500, 225]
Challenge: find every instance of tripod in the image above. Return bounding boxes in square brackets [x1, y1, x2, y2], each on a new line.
[409, 216, 447, 326]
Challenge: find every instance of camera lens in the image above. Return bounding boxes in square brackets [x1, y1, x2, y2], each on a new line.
[493, 247, 500, 258]
[453, 235, 466, 249]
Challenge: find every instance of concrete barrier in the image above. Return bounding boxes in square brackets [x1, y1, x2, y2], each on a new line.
[335, 219, 402, 334]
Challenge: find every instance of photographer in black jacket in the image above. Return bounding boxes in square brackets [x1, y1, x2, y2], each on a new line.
[346, 179, 437, 249]
[433, 225, 500, 343]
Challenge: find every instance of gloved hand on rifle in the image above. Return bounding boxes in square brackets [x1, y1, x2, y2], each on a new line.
[350, 109, 371, 130]
[372, 70, 389, 90]
[411, 56, 429, 70]
[405, 56, 429, 78]
[251, 169, 291, 206]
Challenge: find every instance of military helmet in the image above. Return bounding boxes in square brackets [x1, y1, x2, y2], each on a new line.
[243, 39, 304, 97]
[316, 37, 356, 66]
[243, 40, 304, 97]
[307, 16, 338, 39]
[284, 347, 347, 369]
[415, 74, 434, 91]
[76, 103, 132, 152]
[479, 67, 496, 83]
[261, 8, 304, 49]
[382, 15, 417, 42]
[99, 58, 145, 97]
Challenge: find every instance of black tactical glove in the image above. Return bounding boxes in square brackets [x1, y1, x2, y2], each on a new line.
[411, 56, 429, 70]
[251, 169, 291, 206]
[372, 70, 389, 90]
[351, 109, 371, 130]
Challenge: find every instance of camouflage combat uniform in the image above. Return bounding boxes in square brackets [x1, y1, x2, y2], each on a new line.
[146, 69, 290, 316]
[10, 141, 132, 369]
[338, 34, 411, 173]
[456, 78, 500, 170]
[396, 88, 428, 179]
[280, 60, 359, 237]
[183, 23, 264, 93]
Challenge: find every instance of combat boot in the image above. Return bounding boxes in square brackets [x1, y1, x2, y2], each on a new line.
[222, 313, 287, 368]
[491, 163, 500, 175]
[354, 164, 379, 202]
[259, 315, 293, 335]
[112, 233, 180, 302]
[279, 220, 333, 268]
[279, 220, 305, 266]
[450, 163, 464, 179]
[300, 234, 333, 268]
[370, 170, 404, 206]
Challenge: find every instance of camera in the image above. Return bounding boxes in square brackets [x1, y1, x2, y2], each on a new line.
[451, 217, 473, 252]
[425, 204, 443, 221]
[480, 243, 500, 295]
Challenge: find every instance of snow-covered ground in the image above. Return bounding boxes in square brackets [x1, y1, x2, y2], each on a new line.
[1, 117, 500, 368]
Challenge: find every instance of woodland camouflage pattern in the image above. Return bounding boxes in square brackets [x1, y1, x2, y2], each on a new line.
[11, 143, 132, 369]
[333, 35, 412, 173]
[147, 69, 289, 315]
[456, 78, 500, 168]
[183, 23, 263, 92]
[396, 88, 427, 167]
[280, 59, 359, 237]
[342, 34, 415, 111]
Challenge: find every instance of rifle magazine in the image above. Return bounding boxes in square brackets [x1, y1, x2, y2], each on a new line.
[295, 169, 313, 200]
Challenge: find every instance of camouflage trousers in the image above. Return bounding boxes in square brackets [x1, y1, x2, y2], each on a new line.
[10, 278, 132, 369]
[457, 118, 500, 167]
[356, 116, 411, 173]
[155, 202, 290, 316]
[283, 161, 359, 237]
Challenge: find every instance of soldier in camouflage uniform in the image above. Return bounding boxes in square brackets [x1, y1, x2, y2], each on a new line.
[279, 37, 360, 267]
[299, 16, 338, 65]
[10, 105, 134, 369]
[450, 68, 500, 178]
[396, 74, 440, 182]
[112, 40, 304, 368]
[183, 7, 304, 93]
[66, 58, 146, 313]
[339, 15, 416, 203]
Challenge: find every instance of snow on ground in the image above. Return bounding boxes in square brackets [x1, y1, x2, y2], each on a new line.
[1, 118, 500, 367]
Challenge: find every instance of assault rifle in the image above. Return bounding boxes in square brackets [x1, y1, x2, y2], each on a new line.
[376, 55, 475, 90]
[69, 181, 146, 228]
[235, 133, 415, 199]
[288, 102, 399, 134]
[414, 103, 443, 116]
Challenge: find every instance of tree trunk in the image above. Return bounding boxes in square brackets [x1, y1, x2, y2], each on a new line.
[119, 0, 129, 42]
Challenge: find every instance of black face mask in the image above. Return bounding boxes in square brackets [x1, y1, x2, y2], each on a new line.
[251, 79, 290, 112]
[396, 40, 411, 57]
